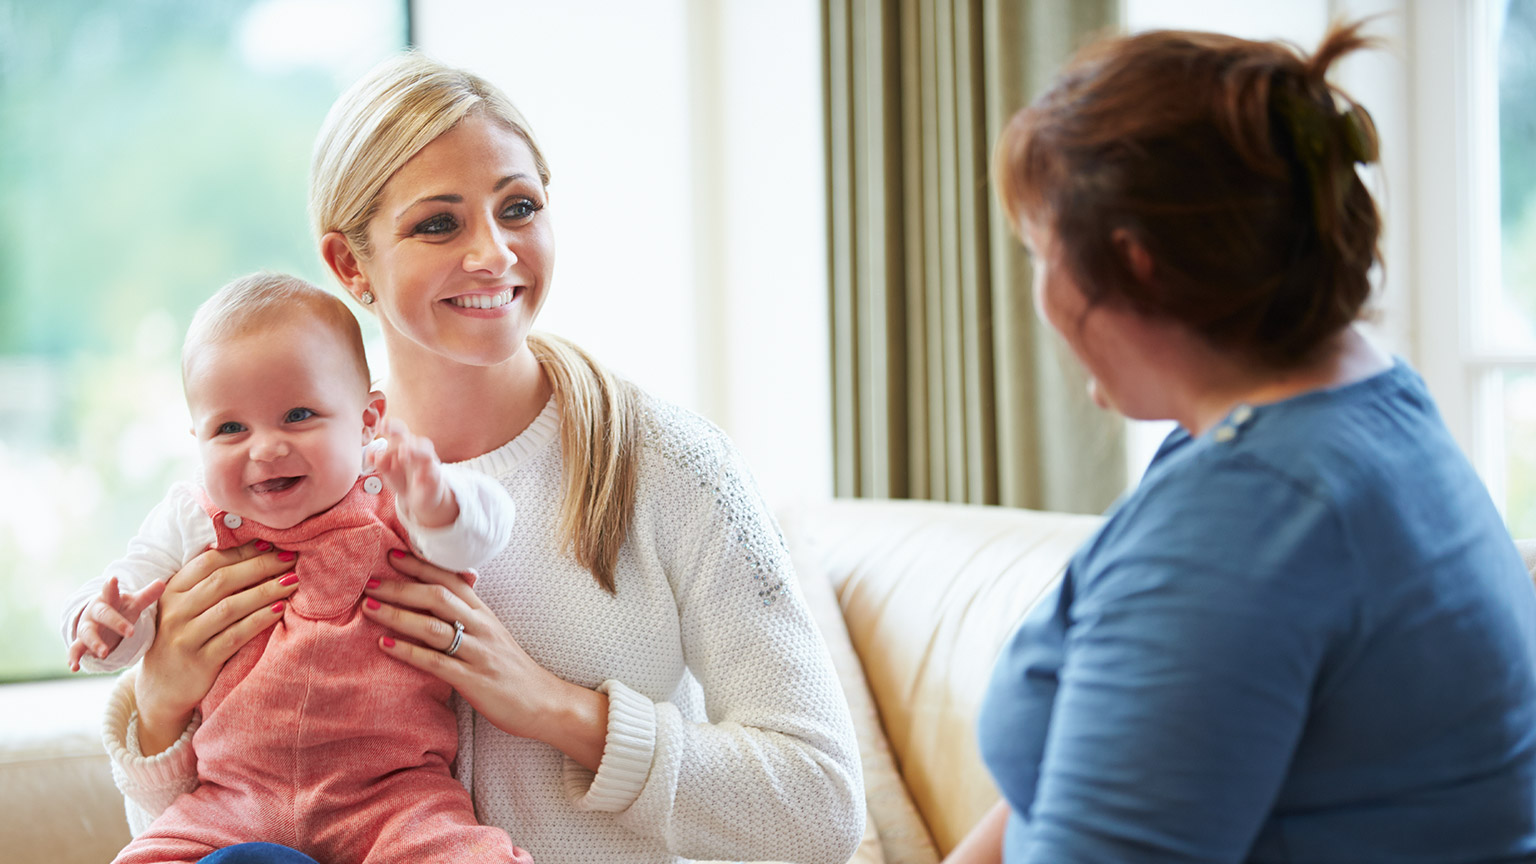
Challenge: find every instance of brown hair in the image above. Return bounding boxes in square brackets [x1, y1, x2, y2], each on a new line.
[993, 20, 1382, 368]
[311, 53, 640, 593]
[183, 271, 370, 392]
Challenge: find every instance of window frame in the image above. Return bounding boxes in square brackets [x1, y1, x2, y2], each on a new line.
[1408, 0, 1533, 516]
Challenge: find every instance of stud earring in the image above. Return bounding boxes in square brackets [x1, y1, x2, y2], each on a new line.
[359, 291, 374, 305]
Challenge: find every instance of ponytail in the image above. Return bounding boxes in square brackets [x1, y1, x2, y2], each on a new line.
[528, 332, 642, 594]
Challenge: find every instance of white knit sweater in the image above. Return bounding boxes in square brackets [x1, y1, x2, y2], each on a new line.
[101, 393, 865, 864]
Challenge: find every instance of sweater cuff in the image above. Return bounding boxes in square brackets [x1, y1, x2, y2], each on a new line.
[104, 669, 200, 793]
[562, 679, 656, 812]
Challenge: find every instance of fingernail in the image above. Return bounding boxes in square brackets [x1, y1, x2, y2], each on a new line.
[278, 550, 297, 562]
[271, 601, 285, 613]
[254, 540, 272, 552]
[382, 636, 396, 648]
[279, 573, 299, 587]
[365, 598, 381, 610]
[365, 578, 381, 589]
[389, 549, 407, 559]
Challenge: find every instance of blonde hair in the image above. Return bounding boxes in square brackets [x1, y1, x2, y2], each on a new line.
[183, 271, 370, 392]
[310, 51, 550, 258]
[311, 52, 640, 593]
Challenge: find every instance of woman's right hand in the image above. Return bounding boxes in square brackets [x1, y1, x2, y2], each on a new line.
[133, 542, 299, 756]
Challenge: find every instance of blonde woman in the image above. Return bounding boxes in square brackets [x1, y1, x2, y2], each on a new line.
[99, 53, 864, 864]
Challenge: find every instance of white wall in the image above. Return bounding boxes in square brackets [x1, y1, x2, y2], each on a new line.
[414, 0, 832, 507]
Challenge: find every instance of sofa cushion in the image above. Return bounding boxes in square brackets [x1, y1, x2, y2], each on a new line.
[0, 676, 130, 864]
[788, 499, 1102, 855]
[781, 508, 939, 864]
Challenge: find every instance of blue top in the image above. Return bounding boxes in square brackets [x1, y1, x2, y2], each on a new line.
[977, 361, 1536, 862]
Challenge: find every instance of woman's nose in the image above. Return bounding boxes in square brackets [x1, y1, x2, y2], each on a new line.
[462, 218, 518, 275]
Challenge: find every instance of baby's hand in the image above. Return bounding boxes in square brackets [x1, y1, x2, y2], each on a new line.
[66, 576, 167, 672]
[367, 418, 459, 529]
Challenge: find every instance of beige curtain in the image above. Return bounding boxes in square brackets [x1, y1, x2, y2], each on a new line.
[826, 0, 1125, 513]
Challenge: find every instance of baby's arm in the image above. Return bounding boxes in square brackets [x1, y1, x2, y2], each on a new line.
[61, 485, 210, 673]
[369, 419, 515, 572]
[67, 577, 167, 672]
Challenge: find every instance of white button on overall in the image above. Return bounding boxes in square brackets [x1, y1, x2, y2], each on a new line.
[363, 476, 383, 495]
[223, 513, 243, 529]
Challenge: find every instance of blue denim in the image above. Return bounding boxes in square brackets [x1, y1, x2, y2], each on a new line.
[199, 843, 321, 864]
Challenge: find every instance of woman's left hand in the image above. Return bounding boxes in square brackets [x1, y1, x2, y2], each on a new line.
[360, 551, 609, 771]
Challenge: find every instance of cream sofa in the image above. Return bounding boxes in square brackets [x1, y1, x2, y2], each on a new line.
[6, 499, 1530, 864]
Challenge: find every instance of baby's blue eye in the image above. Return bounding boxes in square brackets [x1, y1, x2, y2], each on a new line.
[216, 422, 244, 435]
[284, 408, 315, 423]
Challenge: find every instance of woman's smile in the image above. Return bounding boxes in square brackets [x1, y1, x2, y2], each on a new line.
[447, 287, 518, 310]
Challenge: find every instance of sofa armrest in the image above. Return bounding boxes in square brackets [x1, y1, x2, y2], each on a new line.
[782, 499, 1101, 856]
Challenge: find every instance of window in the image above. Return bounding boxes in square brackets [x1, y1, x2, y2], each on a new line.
[0, 0, 405, 681]
[1412, 0, 1536, 537]
[1478, 1, 1536, 533]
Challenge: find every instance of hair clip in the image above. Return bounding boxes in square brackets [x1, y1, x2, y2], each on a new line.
[1341, 104, 1378, 165]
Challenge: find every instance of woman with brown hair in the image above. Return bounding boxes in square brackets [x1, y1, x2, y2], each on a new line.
[950, 21, 1536, 863]
[92, 53, 864, 864]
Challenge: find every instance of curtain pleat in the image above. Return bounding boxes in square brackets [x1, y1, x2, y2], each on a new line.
[828, 0, 1124, 512]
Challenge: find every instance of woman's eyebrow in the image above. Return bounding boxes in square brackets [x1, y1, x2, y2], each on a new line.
[409, 193, 462, 208]
[400, 175, 530, 214]
[494, 173, 529, 192]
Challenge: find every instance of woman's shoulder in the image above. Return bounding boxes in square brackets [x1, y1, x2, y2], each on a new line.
[631, 389, 742, 481]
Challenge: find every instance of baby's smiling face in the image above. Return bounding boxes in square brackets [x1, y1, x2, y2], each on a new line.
[184, 319, 380, 530]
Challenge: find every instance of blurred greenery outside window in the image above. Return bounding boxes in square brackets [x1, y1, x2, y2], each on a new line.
[0, 0, 405, 681]
[1496, 2, 1536, 536]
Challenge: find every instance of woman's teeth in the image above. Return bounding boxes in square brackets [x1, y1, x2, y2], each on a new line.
[448, 289, 514, 309]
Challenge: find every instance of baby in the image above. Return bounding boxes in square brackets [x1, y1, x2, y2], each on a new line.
[61, 272, 530, 864]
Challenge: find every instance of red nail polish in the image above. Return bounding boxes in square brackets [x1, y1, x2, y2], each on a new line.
[365, 578, 381, 589]
[278, 550, 297, 562]
[365, 598, 381, 610]
[279, 573, 298, 587]
[382, 636, 396, 648]
[389, 549, 407, 559]
[271, 601, 285, 613]
[254, 540, 272, 552]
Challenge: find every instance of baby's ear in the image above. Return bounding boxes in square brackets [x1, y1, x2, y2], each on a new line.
[361, 390, 387, 443]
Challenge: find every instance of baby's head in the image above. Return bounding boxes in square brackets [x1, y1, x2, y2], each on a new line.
[182, 272, 383, 530]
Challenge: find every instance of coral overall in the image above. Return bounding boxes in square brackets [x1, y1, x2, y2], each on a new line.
[113, 478, 529, 864]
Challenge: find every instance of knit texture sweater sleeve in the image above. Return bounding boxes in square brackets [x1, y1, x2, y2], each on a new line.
[61, 483, 214, 673]
[101, 668, 201, 836]
[396, 463, 516, 573]
[562, 404, 865, 864]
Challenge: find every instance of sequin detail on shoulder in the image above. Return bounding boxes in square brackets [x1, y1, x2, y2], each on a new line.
[643, 398, 789, 606]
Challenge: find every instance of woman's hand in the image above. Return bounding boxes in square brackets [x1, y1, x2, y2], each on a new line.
[134, 542, 300, 756]
[361, 551, 610, 772]
[943, 799, 1009, 864]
